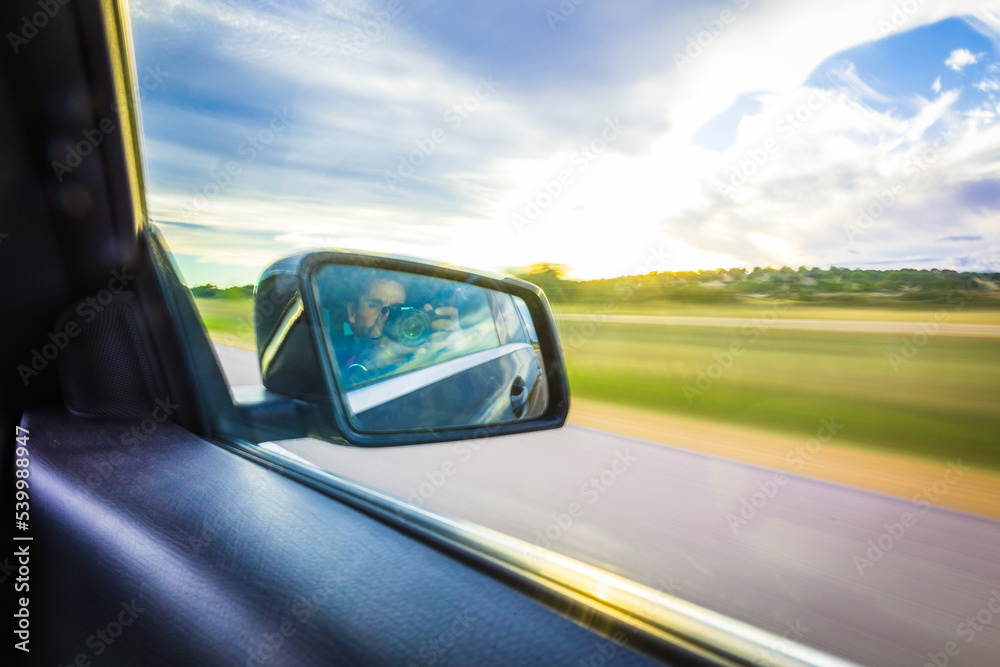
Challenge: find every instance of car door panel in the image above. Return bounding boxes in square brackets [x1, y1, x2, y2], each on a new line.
[22, 408, 673, 667]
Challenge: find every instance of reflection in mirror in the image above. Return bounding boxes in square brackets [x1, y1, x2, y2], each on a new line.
[312, 265, 549, 432]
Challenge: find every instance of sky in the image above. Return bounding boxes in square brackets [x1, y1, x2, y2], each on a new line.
[128, 0, 1000, 286]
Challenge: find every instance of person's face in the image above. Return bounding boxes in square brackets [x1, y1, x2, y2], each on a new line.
[348, 279, 405, 340]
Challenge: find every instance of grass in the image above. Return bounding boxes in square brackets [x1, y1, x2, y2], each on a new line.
[194, 297, 255, 350]
[194, 296, 1000, 470]
[563, 322, 1000, 470]
[551, 300, 1000, 324]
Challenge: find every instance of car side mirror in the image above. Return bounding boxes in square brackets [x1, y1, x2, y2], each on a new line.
[253, 250, 570, 446]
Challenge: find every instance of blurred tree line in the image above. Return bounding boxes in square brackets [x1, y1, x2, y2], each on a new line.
[190, 266, 1000, 308]
[189, 284, 255, 299]
[508, 264, 1000, 306]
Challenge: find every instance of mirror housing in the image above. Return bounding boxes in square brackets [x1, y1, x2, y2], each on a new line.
[253, 250, 570, 446]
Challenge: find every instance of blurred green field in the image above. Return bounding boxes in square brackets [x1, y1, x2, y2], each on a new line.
[195, 297, 1000, 470]
[194, 297, 255, 350]
[551, 301, 1000, 324]
[563, 322, 1000, 470]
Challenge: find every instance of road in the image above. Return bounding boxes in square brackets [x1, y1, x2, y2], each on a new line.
[215, 343, 1000, 667]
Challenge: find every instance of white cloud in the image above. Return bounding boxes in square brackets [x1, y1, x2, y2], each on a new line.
[932, 76, 942, 93]
[831, 62, 892, 103]
[966, 107, 996, 122]
[945, 48, 980, 72]
[975, 78, 1000, 92]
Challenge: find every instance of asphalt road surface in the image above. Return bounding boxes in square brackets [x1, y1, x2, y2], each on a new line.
[215, 344, 1000, 667]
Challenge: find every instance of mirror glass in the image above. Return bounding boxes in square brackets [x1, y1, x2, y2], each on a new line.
[312, 264, 549, 432]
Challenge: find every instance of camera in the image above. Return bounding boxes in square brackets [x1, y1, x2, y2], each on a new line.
[383, 305, 433, 347]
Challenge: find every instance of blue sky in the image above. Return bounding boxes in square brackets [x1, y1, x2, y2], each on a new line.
[128, 0, 1000, 285]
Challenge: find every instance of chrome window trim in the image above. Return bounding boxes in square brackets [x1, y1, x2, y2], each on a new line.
[222, 438, 863, 667]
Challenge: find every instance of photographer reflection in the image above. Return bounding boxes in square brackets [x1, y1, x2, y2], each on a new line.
[335, 275, 460, 386]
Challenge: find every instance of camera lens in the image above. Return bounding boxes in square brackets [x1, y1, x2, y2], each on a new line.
[384, 306, 432, 347]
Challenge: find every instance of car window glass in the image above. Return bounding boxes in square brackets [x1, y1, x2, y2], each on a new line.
[512, 295, 539, 347]
[125, 2, 1000, 664]
[494, 292, 528, 345]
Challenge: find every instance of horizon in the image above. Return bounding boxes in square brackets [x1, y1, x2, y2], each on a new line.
[185, 263, 1000, 290]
